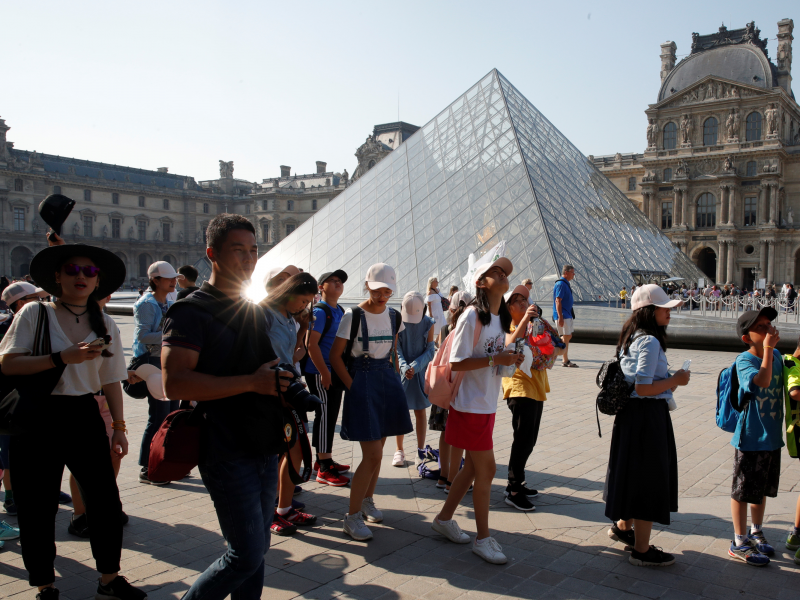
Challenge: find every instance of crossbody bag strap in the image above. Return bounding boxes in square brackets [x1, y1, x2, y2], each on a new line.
[32, 303, 48, 356]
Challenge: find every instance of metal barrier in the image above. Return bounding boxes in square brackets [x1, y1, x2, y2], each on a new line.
[603, 294, 799, 324]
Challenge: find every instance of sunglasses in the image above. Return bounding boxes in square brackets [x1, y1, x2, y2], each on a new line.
[64, 264, 100, 278]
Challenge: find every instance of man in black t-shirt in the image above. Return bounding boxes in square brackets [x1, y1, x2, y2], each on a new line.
[175, 265, 200, 300]
[162, 215, 292, 599]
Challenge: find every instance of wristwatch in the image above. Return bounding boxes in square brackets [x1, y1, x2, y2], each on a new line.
[488, 355, 495, 368]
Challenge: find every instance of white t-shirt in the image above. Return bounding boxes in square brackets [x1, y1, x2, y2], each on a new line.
[0, 302, 128, 396]
[336, 307, 405, 360]
[449, 308, 505, 414]
[425, 292, 446, 335]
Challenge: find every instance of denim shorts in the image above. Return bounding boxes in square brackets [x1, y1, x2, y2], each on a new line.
[341, 357, 413, 442]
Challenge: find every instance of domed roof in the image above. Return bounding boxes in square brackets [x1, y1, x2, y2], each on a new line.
[659, 44, 774, 102]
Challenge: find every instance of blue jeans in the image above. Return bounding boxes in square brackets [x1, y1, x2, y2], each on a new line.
[182, 454, 279, 600]
[138, 396, 179, 468]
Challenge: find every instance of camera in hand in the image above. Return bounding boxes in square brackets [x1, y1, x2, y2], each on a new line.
[275, 363, 323, 412]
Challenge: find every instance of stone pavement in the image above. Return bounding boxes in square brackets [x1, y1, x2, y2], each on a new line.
[1, 314, 799, 599]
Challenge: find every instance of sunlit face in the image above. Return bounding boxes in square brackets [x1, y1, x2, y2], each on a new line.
[564, 268, 576, 281]
[507, 293, 531, 322]
[743, 315, 774, 346]
[153, 276, 178, 294]
[321, 276, 343, 296]
[286, 293, 315, 316]
[368, 287, 393, 306]
[55, 257, 99, 300]
[477, 266, 509, 295]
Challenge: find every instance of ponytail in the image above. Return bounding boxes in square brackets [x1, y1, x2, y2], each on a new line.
[87, 295, 113, 357]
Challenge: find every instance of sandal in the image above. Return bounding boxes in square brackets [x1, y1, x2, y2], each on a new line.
[443, 480, 452, 494]
[562, 361, 579, 368]
[436, 477, 448, 489]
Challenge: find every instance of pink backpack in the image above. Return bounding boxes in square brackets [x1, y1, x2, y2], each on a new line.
[424, 307, 482, 409]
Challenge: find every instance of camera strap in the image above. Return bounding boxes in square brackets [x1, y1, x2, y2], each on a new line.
[282, 407, 313, 484]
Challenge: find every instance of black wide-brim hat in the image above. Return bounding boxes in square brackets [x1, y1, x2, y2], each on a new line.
[30, 244, 126, 299]
[38, 194, 76, 235]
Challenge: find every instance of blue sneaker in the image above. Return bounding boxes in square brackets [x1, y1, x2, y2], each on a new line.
[748, 531, 775, 556]
[0, 540, 4, 550]
[293, 485, 302, 496]
[728, 540, 770, 566]
[0, 520, 20, 541]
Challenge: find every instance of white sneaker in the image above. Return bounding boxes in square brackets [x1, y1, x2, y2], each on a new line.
[392, 450, 405, 467]
[342, 512, 372, 541]
[431, 517, 471, 544]
[361, 497, 383, 523]
[472, 536, 507, 564]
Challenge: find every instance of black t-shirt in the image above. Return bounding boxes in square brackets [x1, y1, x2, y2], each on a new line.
[163, 283, 283, 463]
[176, 285, 200, 300]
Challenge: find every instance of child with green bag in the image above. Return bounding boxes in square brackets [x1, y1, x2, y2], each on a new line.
[781, 336, 800, 565]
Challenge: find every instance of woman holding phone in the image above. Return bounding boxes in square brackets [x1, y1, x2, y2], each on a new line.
[0, 244, 146, 600]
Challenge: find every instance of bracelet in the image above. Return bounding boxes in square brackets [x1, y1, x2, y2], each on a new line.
[764, 345, 775, 350]
[111, 420, 127, 433]
[50, 352, 65, 368]
[488, 355, 494, 368]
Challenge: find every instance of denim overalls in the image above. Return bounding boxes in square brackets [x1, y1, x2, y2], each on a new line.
[340, 308, 413, 442]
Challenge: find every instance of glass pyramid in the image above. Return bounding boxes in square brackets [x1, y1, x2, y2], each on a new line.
[255, 69, 703, 302]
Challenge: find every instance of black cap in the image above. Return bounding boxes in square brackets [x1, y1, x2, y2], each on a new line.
[317, 269, 348, 286]
[38, 194, 76, 236]
[736, 307, 778, 338]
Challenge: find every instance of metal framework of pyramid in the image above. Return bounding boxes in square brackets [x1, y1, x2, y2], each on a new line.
[257, 69, 704, 302]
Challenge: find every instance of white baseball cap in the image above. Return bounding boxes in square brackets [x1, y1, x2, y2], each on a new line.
[147, 261, 184, 280]
[449, 290, 473, 309]
[474, 257, 513, 283]
[631, 284, 683, 310]
[265, 264, 301, 284]
[2, 282, 49, 306]
[365, 263, 396, 292]
[401, 291, 426, 324]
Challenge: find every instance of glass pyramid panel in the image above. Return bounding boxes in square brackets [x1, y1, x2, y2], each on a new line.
[253, 69, 703, 303]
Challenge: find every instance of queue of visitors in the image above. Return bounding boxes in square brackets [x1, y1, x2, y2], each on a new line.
[2, 211, 800, 600]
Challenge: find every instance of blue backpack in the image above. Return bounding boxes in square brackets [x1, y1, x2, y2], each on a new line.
[716, 361, 751, 432]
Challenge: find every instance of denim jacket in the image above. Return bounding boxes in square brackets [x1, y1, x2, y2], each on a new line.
[619, 334, 673, 401]
[132, 292, 173, 358]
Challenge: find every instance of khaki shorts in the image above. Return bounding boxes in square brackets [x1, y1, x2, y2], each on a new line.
[557, 318, 574, 336]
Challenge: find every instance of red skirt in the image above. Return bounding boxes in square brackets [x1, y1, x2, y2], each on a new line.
[445, 406, 495, 451]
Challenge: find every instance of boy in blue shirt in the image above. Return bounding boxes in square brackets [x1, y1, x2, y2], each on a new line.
[305, 270, 351, 487]
[729, 308, 784, 566]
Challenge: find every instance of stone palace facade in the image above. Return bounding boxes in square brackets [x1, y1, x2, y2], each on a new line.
[595, 18, 800, 290]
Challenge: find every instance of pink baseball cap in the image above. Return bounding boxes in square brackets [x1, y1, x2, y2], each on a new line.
[631, 284, 683, 310]
[365, 263, 397, 292]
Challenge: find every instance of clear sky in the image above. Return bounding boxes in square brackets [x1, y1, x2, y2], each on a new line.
[3, 1, 795, 183]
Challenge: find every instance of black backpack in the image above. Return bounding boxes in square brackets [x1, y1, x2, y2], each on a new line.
[594, 356, 634, 437]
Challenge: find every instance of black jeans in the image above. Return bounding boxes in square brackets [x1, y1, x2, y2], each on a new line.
[139, 394, 179, 468]
[10, 394, 123, 586]
[306, 374, 343, 455]
[506, 398, 544, 490]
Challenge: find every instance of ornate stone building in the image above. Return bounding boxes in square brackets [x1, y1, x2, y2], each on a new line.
[594, 19, 800, 290]
[0, 116, 344, 285]
[352, 122, 419, 182]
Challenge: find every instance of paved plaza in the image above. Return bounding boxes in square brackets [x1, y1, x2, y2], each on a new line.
[1, 314, 799, 600]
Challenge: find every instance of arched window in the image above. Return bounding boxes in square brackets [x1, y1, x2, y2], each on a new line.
[287, 200, 294, 211]
[663, 122, 677, 150]
[703, 117, 718, 146]
[696, 193, 716, 229]
[312, 199, 318, 210]
[663, 168, 672, 182]
[746, 161, 757, 177]
[138, 253, 152, 278]
[746, 112, 762, 141]
[627, 177, 636, 191]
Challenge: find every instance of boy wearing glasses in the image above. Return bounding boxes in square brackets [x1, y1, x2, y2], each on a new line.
[729, 308, 784, 566]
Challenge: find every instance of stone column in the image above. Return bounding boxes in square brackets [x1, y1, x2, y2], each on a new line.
[689, 195, 697, 229]
[651, 195, 660, 226]
[727, 241, 736, 284]
[672, 188, 680, 227]
[718, 185, 727, 226]
[759, 240, 768, 282]
[768, 240, 776, 284]
[642, 192, 650, 222]
[759, 184, 768, 225]
[769, 183, 777, 224]
[727, 184, 737, 226]
[717, 241, 726, 283]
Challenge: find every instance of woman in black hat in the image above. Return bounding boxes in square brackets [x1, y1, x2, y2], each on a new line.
[0, 244, 146, 600]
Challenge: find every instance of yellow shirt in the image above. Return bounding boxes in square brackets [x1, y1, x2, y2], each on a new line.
[620, 290, 628, 299]
[502, 324, 550, 401]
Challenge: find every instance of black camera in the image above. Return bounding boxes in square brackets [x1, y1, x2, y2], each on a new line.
[275, 363, 323, 412]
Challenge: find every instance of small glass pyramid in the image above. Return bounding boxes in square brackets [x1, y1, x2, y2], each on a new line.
[255, 69, 703, 302]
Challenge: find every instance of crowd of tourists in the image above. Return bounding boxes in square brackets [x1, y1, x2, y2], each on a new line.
[0, 214, 799, 599]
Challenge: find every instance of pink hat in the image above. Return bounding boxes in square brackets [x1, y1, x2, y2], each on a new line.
[631, 284, 683, 310]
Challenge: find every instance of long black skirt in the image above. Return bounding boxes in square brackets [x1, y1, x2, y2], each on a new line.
[603, 397, 678, 525]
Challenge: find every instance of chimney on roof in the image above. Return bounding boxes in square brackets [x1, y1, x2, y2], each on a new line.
[660, 41, 677, 83]
[776, 18, 794, 94]
[280, 165, 291, 178]
[316, 161, 327, 174]
[157, 167, 169, 173]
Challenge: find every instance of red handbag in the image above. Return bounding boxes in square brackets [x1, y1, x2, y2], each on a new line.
[148, 409, 200, 481]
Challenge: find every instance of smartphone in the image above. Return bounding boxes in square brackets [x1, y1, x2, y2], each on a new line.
[86, 336, 111, 350]
[514, 338, 525, 354]
[681, 359, 691, 371]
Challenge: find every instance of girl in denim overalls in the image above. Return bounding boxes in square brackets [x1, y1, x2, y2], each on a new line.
[330, 263, 412, 541]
